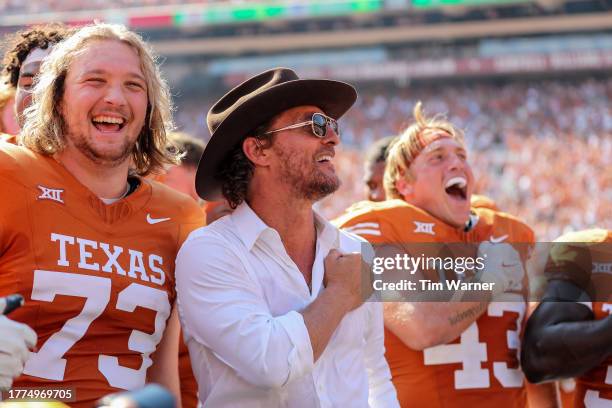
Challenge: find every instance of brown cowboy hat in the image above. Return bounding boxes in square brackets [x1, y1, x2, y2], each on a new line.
[195, 67, 357, 201]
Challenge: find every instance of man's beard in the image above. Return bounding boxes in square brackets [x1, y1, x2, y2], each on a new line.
[69, 130, 136, 167]
[273, 144, 340, 202]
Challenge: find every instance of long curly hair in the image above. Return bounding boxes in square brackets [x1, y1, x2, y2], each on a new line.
[2, 24, 72, 89]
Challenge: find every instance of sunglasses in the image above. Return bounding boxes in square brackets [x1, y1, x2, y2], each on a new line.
[264, 113, 339, 138]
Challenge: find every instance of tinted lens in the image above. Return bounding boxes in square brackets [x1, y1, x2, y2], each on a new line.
[312, 113, 327, 138]
[329, 118, 338, 134]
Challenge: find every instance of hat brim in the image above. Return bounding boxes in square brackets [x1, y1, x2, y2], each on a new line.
[195, 78, 357, 201]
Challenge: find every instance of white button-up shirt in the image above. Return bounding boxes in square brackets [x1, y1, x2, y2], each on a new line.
[176, 202, 398, 408]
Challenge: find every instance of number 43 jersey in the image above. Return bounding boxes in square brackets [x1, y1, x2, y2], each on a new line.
[335, 199, 534, 408]
[0, 145, 204, 407]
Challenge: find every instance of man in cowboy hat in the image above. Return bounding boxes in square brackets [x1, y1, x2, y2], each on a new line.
[175, 68, 399, 407]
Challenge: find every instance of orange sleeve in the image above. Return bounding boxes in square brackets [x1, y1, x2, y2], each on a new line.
[333, 202, 390, 245]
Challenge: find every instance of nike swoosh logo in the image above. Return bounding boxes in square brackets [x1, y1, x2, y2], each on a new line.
[490, 234, 509, 243]
[147, 214, 171, 224]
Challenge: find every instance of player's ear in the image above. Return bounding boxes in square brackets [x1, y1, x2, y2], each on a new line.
[243, 136, 272, 167]
[395, 177, 413, 199]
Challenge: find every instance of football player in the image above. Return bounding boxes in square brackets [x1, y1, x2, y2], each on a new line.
[522, 229, 612, 407]
[0, 24, 203, 406]
[360, 134, 497, 210]
[1, 24, 72, 144]
[364, 135, 396, 202]
[336, 102, 547, 407]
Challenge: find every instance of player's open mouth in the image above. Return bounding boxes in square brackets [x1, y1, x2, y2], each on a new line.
[444, 176, 467, 200]
[92, 115, 126, 132]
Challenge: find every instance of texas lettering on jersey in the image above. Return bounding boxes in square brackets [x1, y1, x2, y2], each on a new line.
[49, 233, 167, 285]
[0, 144, 204, 407]
[545, 229, 612, 408]
[334, 199, 534, 408]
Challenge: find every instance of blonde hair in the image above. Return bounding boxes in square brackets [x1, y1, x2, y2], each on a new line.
[0, 81, 15, 133]
[384, 101, 465, 199]
[20, 23, 178, 175]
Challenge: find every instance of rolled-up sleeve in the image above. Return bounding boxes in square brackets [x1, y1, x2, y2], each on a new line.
[364, 302, 400, 408]
[175, 231, 314, 389]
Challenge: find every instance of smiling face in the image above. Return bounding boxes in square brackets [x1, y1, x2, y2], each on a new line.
[58, 39, 148, 167]
[399, 136, 474, 228]
[265, 105, 341, 202]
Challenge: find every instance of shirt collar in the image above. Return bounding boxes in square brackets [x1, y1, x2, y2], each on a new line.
[313, 210, 339, 251]
[231, 202, 270, 250]
[231, 202, 339, 251]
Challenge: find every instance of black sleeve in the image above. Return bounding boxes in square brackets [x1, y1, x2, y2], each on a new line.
[521, 279, 612, 383]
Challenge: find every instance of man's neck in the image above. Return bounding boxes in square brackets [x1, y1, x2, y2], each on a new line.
[56, 147, 130, 200]
[404, 197, 468, 230]
[248, 186, 317, 280]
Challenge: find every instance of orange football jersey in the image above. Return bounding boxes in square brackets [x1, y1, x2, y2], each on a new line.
[0, 144, 204, 407]
[335, 200, 534, 408]
[546, 229, 612, 408]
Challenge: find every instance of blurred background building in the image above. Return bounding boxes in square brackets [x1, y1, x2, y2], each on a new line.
[1, 0, 610, 239]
